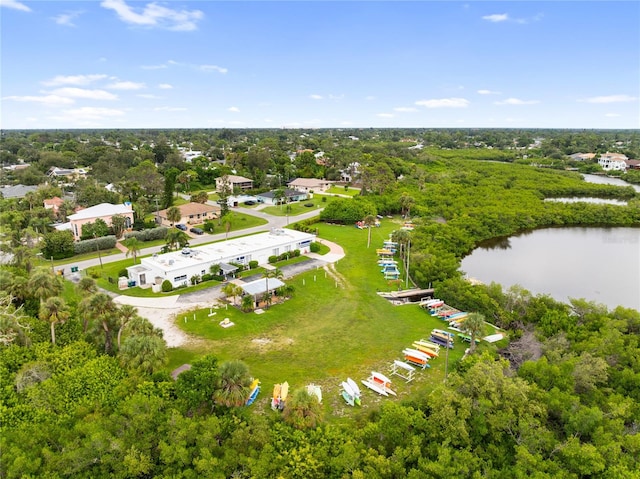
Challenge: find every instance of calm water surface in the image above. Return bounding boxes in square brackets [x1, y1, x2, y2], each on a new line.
[461, 227, 640, 311]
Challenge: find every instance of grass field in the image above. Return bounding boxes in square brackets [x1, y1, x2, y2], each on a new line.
[168, 218, 503, 415]
[324, 186, 361, 197]
[260, 197, 331, 216]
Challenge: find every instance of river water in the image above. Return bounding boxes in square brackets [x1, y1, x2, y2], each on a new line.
[460, 175, 640, 311]
[461, 227, 640, 311]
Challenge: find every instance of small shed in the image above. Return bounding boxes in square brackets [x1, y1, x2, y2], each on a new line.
[218, 262, 239, 279]
[241, 277, 286, 306]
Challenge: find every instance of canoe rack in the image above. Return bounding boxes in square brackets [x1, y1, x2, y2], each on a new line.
[390, 360, 416, 382]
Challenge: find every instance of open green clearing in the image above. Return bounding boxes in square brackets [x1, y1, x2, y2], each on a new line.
[170, 218, 502, 414]
[259, 196, 331, 216]
[324, 186, 361, 196]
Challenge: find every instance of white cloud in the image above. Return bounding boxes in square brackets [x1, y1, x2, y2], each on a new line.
[365, 96, 376, 101]
[141, 64, 168, 70]
[137, 94, 160, 99]
[153, 106, 187, 111]
[477, 89, 501, 95]
[377, 113, 395, 118]
[50, 107, 125, 121]
[228, 106, 240, 113]
[53, 11, 82, 27]
[107, 81, 146, 90]
[394, 107, 418, 112]
[158, 83, 173, 89]
[199, 65, 228, 74]
[580, 94, 637, 104]
[416, 97, 470, 108]
[49, 87, 118, 100]
[42, 74, 107, 86]
[494, 98, 539, 105]
[605, 113, 621, 117]
[3, 94, 75, 105]
[482, 13, 509, 22]
[100, 0, 203, 31]
[0, 0, 31, 12]
[309, 94, 323, 100]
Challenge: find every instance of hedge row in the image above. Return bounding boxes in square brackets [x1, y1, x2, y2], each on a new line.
[124, 226, 168, 242]
[74, 235, 117, 255]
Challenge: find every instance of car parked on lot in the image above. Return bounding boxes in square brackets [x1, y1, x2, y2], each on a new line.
[244, 200, 256, 206]
[176, 224, 187, 231]
[190, 227, 204, 235]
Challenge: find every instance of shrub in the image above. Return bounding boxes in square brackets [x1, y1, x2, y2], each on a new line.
[118, 269, 129, 278]
[249, 260, 259, 269]
[161, 280, 173, 292]
[201, 274, 213, 282]
[310, 242, 321, 253]
[190, 275, 201, 285]
[293, 249, 300, 257]
[74, 235, 117, 255]
[268, 255, 278, 264]
[124, 226, 168, 242]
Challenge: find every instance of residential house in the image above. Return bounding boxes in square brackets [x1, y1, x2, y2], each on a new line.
[48, 167, 88, 181]
[287, 178, 334, 193]
[598, 152, 628, 171]
[156, 202, 220, 226]
[67, 203, 134, 240]
[0, 184, 38, 199]
[127, 229, 315, 288]
[216, 175, 253, 193]
[625, 159, 640, 170]
[255, 188, 308, 205]
[43, 197, 64, 218]
[568, 153, 596, 161]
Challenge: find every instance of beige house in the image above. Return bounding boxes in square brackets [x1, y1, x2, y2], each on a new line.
[215, 175, 253, 192]
[287, 178, 334, 193]
[157, 202, 221, 226]
[67, 203, 134, 241]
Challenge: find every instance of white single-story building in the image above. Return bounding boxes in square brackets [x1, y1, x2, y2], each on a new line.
[287, 178, 334, 193]
[126, 228, 315, 288]
[255, 189, 308, 205]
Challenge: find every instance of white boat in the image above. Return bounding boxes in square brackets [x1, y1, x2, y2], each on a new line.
[371, 371, 397, 396]
[306, 383, 322, 403]
[346, 377, 361, 399]
[341, 381, 357, 406]
[361, 378, 389, 396]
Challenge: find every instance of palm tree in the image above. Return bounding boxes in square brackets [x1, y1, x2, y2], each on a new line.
[399, 192, 415, 218]
[363, 214, 377, 248]
[39, 297, 70, 346]
[27, 267, 63, 307]
[262, 268, 283, 308]
[116, 304, 139, 349]
[213, 360, 252, 407]
[222, 282, 243, 306]
[119, 335, 167, 375]
[76, 277, 97, 296]
[81, 293, 118, 353]
[166, 206, 182, 227]
[283, 388, 324, 430]
[123, 237, 142, 265]
[165, 229, 189, 251]
[463, 312, 486, 354]
[241, 294, 254, 312]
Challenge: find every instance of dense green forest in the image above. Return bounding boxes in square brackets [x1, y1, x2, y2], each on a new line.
[1, 129, 639, 477]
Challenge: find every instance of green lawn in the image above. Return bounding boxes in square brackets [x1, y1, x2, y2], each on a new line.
[260, 200, 325, 216]
[324, 186, 361, 197]
[168, 218, 503, 414]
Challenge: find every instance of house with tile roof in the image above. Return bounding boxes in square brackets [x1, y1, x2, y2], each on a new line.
[598, 152, 628, 171]
[215, 174, 253, 193]
[67, 203, 134, 240]
[287, 178, 334, 193]
[156, 202, 220, 226]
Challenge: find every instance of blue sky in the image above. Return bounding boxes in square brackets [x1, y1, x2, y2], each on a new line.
[1, 1, 639, 129]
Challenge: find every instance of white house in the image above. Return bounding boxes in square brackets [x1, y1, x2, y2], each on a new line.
[67, 203, 134, 240]
[126, 229, 315, 288]
[287, 178, 333, 193]
[598, 152, 628, 171]
[255, 189, 308, 205]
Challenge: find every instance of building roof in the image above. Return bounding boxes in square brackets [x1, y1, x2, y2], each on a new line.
[219, 175, 253, 183]
[219, 262, 239, 273]
[44, 197, 64, 208]
[141, 229, 315, 274]
[68, 203, 133, 221]
[241, 277, 286, 296]
[288, 178, 333, 188]
[0, 184, 38, 199]
[257, 188, 306, 199]
[158, 202, 220, 217]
